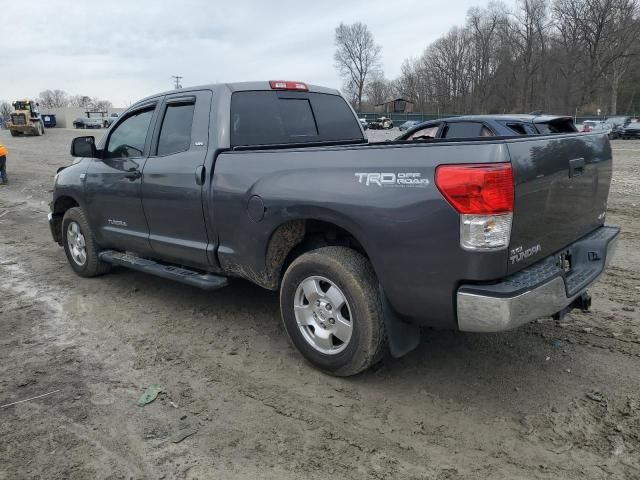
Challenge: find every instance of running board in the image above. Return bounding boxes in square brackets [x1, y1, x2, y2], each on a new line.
[99, 250, 228, 291]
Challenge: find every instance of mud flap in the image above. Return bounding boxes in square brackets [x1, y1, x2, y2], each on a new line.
[380, 287, 421, 358]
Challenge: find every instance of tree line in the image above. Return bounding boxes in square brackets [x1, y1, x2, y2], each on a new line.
[335, 0, 640, 115]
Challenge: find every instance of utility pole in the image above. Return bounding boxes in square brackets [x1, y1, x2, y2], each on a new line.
[171, 75, 183, 89]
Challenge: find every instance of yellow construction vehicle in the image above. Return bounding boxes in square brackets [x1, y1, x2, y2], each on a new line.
[6, 100, 46, 137]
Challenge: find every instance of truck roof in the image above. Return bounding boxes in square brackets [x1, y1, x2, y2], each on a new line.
[132, 81, 341, 108]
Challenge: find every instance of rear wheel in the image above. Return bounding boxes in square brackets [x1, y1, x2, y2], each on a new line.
[62, 207, 110, 277]
[280, 246, 387, 376]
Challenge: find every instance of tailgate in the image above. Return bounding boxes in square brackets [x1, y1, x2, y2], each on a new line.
[507, 133, 612, 274]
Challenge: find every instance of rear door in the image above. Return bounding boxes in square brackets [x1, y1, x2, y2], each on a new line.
[507, 133, 612, 274]
[141, 90, 212, 269]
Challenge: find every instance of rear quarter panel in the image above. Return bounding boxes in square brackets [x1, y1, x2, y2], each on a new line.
[212, 141, 511, 328]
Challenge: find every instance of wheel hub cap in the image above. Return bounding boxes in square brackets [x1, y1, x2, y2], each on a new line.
[67, 221, 87, 266]
[294, 276, 353, 355]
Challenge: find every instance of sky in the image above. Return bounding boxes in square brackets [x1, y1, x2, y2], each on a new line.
[0, 0, 511, 107]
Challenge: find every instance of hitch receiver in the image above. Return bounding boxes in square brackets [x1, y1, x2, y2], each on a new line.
[553, 292, 592, 321]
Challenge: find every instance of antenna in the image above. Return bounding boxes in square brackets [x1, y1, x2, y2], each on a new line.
[171, 75, 183, 89]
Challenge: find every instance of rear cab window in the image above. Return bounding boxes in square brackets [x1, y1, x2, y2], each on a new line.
[230, 91, 364, 148]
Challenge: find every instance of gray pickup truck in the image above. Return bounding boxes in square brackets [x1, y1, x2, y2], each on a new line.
[49, 80, 619, 376]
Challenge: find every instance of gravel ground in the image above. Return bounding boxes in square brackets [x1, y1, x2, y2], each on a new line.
[1, 128, 639, 480]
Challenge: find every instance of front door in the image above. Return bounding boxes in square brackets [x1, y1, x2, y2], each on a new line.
[84, 102, 159, 254]
[140, 91, 212, 269]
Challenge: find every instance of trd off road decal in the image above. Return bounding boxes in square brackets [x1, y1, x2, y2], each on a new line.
[355, 172, 430, 188]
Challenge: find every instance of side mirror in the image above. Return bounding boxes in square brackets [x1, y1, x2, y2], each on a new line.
[71, 136, 98, 158]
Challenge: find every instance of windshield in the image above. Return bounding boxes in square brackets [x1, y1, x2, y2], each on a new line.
[13, 102, 30, 111]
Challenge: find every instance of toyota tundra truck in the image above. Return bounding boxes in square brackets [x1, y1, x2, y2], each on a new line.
[48, 80, 619, 376]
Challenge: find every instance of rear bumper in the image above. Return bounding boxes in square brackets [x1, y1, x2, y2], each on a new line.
[457, 225, 619, 333]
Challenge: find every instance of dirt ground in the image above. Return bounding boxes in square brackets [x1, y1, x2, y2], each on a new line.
[1, 127, 639, 480]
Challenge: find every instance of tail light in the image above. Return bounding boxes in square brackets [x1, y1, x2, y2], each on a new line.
[269, 80, 308, 91]
[435, 163, 514, 251]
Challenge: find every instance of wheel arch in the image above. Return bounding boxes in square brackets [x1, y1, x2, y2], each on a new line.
[50, 195, 80, 244]
[262, 217, 371, 290]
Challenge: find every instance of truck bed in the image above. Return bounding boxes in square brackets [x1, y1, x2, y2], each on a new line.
[212, 132, 612, 329]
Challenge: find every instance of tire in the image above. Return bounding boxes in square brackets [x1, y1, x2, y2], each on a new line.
[280, 246, 387, 376]
[62, 207, 111, 278]
[9, 130, 18, 137]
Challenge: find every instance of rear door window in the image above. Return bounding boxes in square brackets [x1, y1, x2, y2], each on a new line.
[230, 91, 363, 147]
[157, 102, 195, 156]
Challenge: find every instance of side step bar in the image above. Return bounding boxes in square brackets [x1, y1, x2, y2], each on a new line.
[99, 250, 228, 291]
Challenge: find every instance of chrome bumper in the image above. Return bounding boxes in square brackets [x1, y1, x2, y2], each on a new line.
[457, 225, 619, 333]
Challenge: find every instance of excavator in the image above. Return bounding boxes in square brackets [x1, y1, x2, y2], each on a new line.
[6, 100, 46, 137]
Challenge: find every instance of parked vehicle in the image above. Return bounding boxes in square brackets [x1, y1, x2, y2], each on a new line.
[73, 117, 103, 129]
[398, 120, 421, 131]
[42, 114, 57, 128]
[49, 81, 618, 376]
[578, 120, 606, 133]
[106, 113, 120, 127]
[368, 116, 394, 129]
[621, 122, 640, 139]
[591, 122, 613, 135]
[606, 116, 639, 139]
[396, 114, 576, 141]
[6, 100, 46, 136]
[359, 118, 368, 130]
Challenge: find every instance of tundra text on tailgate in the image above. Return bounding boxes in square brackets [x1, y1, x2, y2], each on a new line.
[49, 80, 619, 376]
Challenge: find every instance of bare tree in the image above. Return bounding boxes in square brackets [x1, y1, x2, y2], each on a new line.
[554, 0, 640, 113]
[393, 0, 640, 115]
[334, 22, 382, 111]
[467, 2, 509, 112]
[507, 0, 550, 112]
[69, 95, 93, 108]
[365, 70, 393, 108]
[38, 89, 69, 109]
[0, 101, 12, 125]
[93, 99, 113, 111]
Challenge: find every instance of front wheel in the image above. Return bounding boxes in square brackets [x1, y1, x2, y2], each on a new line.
[62, 207, 111, 277]
[280, 246, 387, 376]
